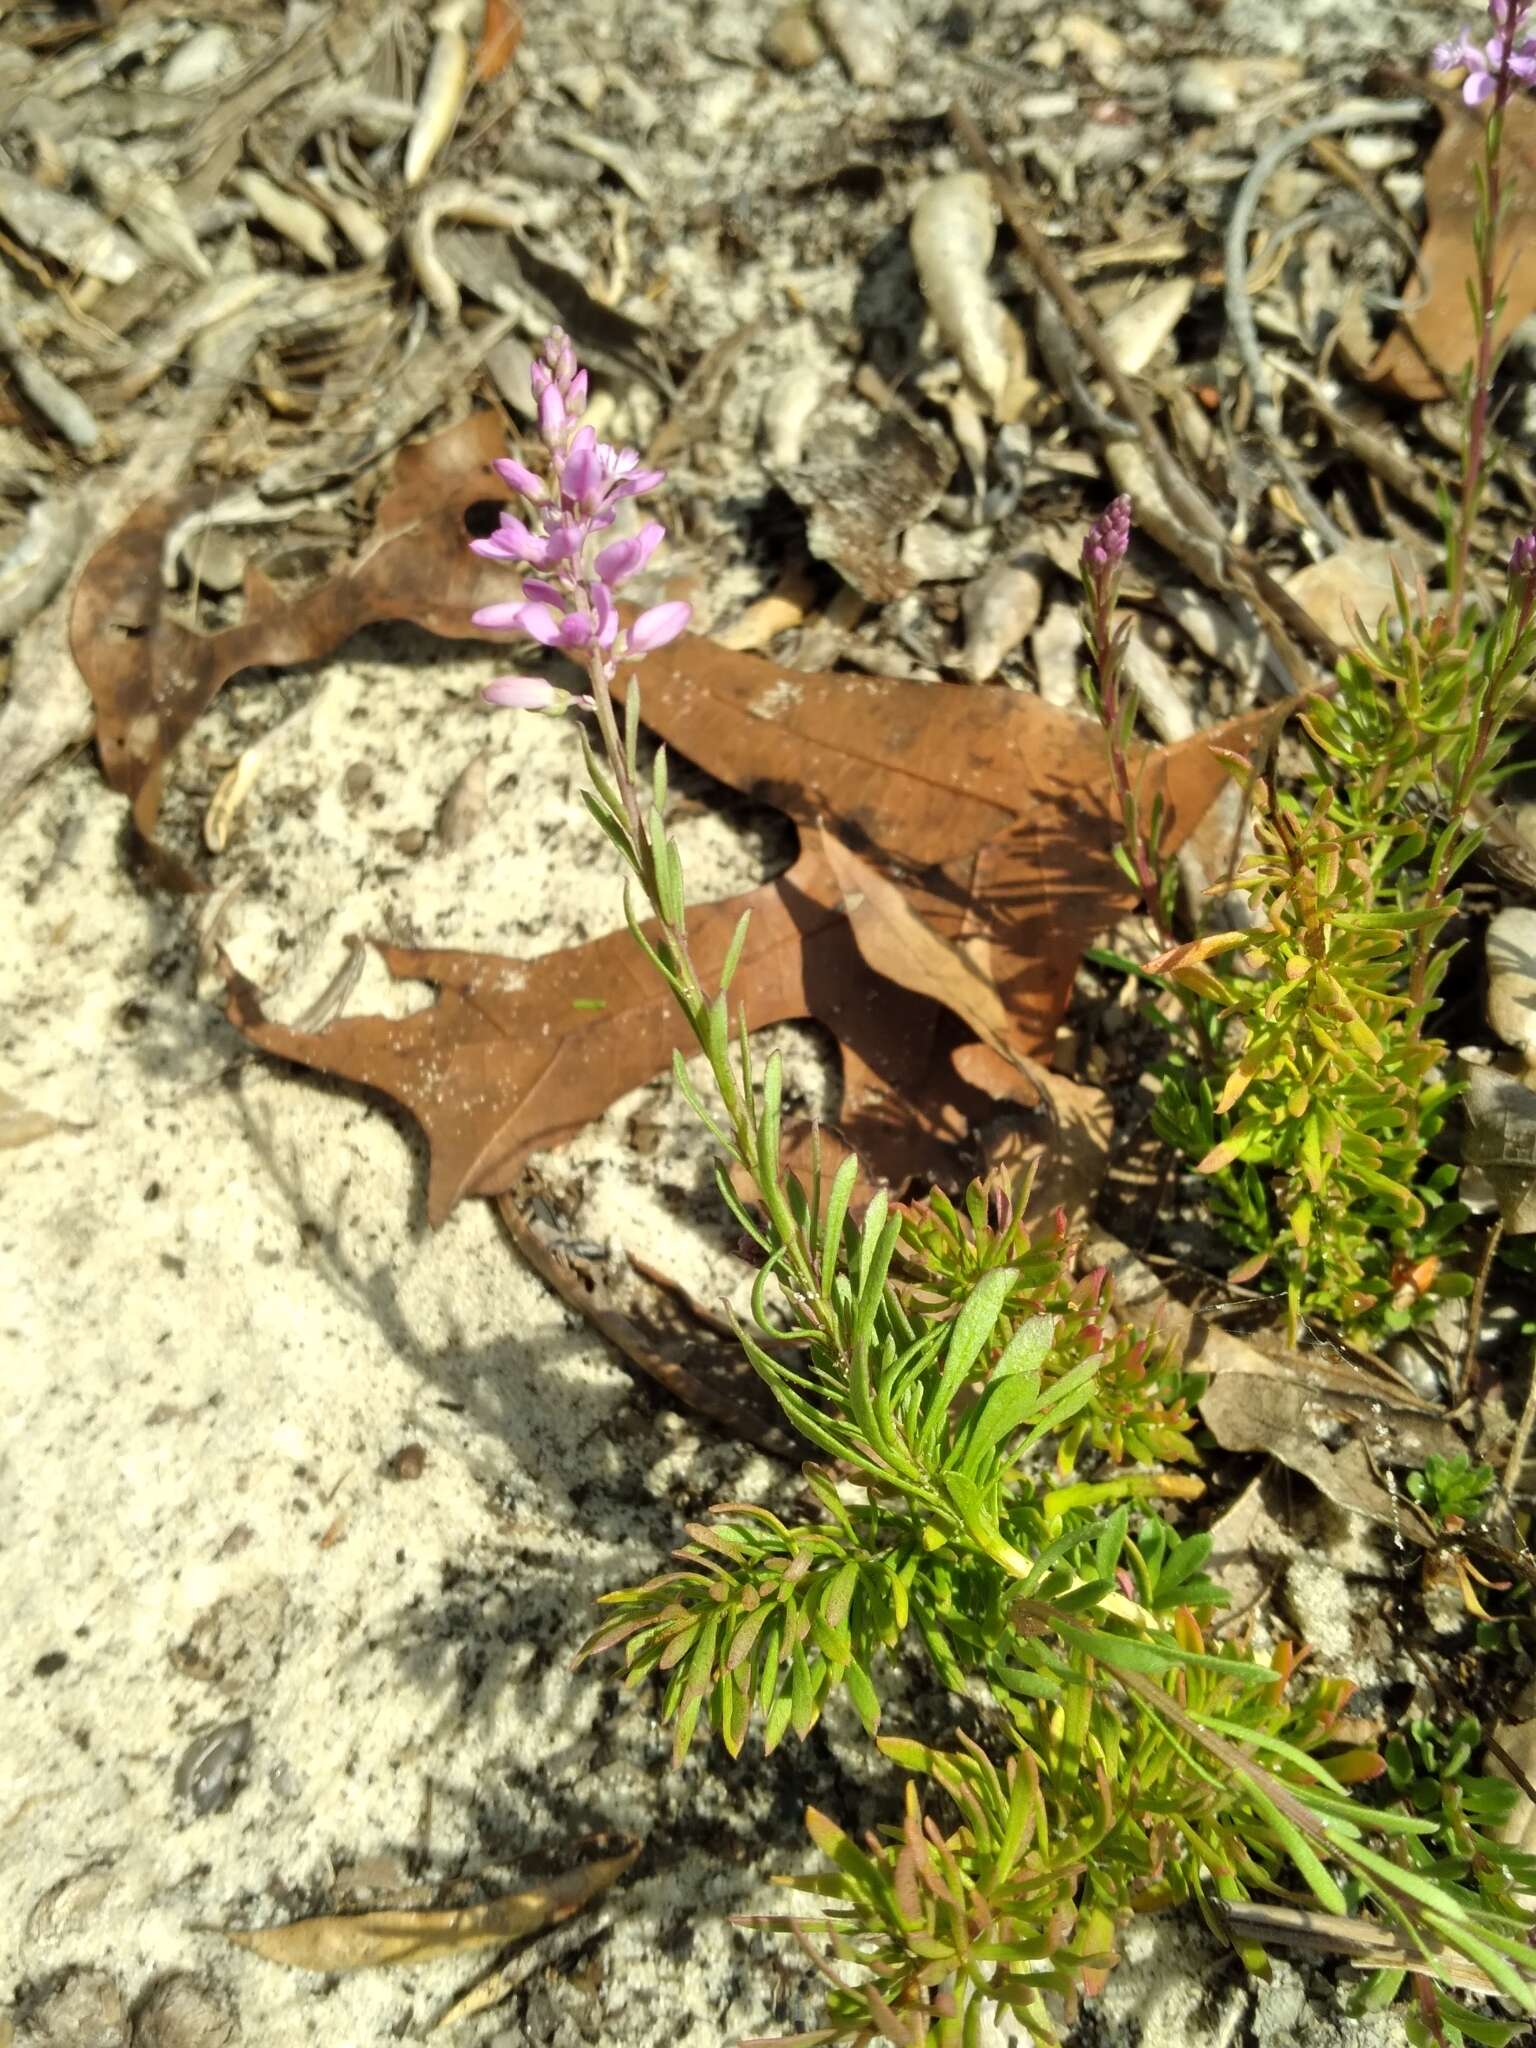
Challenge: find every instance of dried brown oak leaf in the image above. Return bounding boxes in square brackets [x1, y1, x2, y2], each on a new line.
[607, 638, 1282, 1058]
[226, 844, 940, 1228]
[1370, 91, 1536, 401]
[76, 412, 518, 877]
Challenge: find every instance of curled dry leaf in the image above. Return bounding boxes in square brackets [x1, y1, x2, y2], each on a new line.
[1081, 1228, 1456, 1540]
[222, 1843, 638, 1971]
[1370, 92, 1536, 401]
[818, 827, 1113, 1220]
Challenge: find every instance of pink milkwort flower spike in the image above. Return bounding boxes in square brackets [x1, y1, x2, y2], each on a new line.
[475, 328, 691, 715]
[1083, 494, 1133, 573]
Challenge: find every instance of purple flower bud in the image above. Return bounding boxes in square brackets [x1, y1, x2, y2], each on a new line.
[1510, 529, 1536, 582]
[595, 520, 666, 586]
[531, 361, 552, 398]
[538, 383, 566, 440]
[485, 675, 558, 710]
[567, 368, 588, 414]
[1083, 494, 1133, 571]
[592, 582, 619, 647]
[555, 612, 594, 648]
[493, 456, 545, 500]
[626, 600, 691, 654]
[520, 577, 564, 606]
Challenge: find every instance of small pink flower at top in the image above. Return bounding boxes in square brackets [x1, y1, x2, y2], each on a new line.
[472, 330, 690, 712]
[1082, 494, 1132, 573]
[1434, 0, 1536, 104]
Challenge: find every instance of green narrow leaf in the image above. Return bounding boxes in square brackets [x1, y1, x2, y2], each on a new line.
[719, 909, 752, 993]
[818, 1152, 859, 1288]
[855, 1190, 890, 1294]
[1095, 1505, 1130, 1583]
[920, 1265, 1018, 1453]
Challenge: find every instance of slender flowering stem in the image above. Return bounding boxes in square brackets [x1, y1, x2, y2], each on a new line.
[1079, 497, 1171, 945]
[478, 331, 827, 1309]
[1439, 0, 1536, 625]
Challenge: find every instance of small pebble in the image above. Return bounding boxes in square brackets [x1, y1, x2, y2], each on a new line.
[815, 0, 898, 86]
[764, 4, 825, 68]
[175, 1717, 253, 1816]
[394, 827, 428, 857]
[387, 1442, 427, 1481]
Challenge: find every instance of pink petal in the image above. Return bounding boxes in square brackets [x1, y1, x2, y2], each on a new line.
[611, 467, 666, 501]
[484, 675, 557, 710]
[626, 600, 691, 654]
[592, 582, 619, 647]
[567, 368, 588, 413]
[472, 601, 534, 630]
[595, 520, 665, 586]
[493, 456, 545, 499]
[470, 533, 526, 561]
[555, 612, 594, 647]
[520, 577, 565, 606]
[516, 602, 565, 646]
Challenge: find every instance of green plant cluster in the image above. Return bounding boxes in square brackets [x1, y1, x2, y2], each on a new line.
[893, 1176, 1198, 1469]
[1149, 577, 1533, 1340]
[579, 1101, 1536, 2043]
[1407, 1454, 1499, 1534]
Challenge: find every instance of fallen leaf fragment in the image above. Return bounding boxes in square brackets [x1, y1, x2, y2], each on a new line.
[1370, 92, 1536, 400]
[223, 1844, 638, 1971]
[1462, 1060, 1536, 1234]
[1082, 1228, 1456, 1540]
[474, 0, 524, 80]
[0, 1087, 86, 1150]
[76, 411, 518, 867]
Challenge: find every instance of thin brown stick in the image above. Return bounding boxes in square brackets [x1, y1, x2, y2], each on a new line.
[1456, 1216, 1503, 1405]
[1505, 1341, 1536, 1499]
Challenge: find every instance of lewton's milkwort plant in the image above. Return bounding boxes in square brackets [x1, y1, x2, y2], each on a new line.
[474, 333, 1536, 2046]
